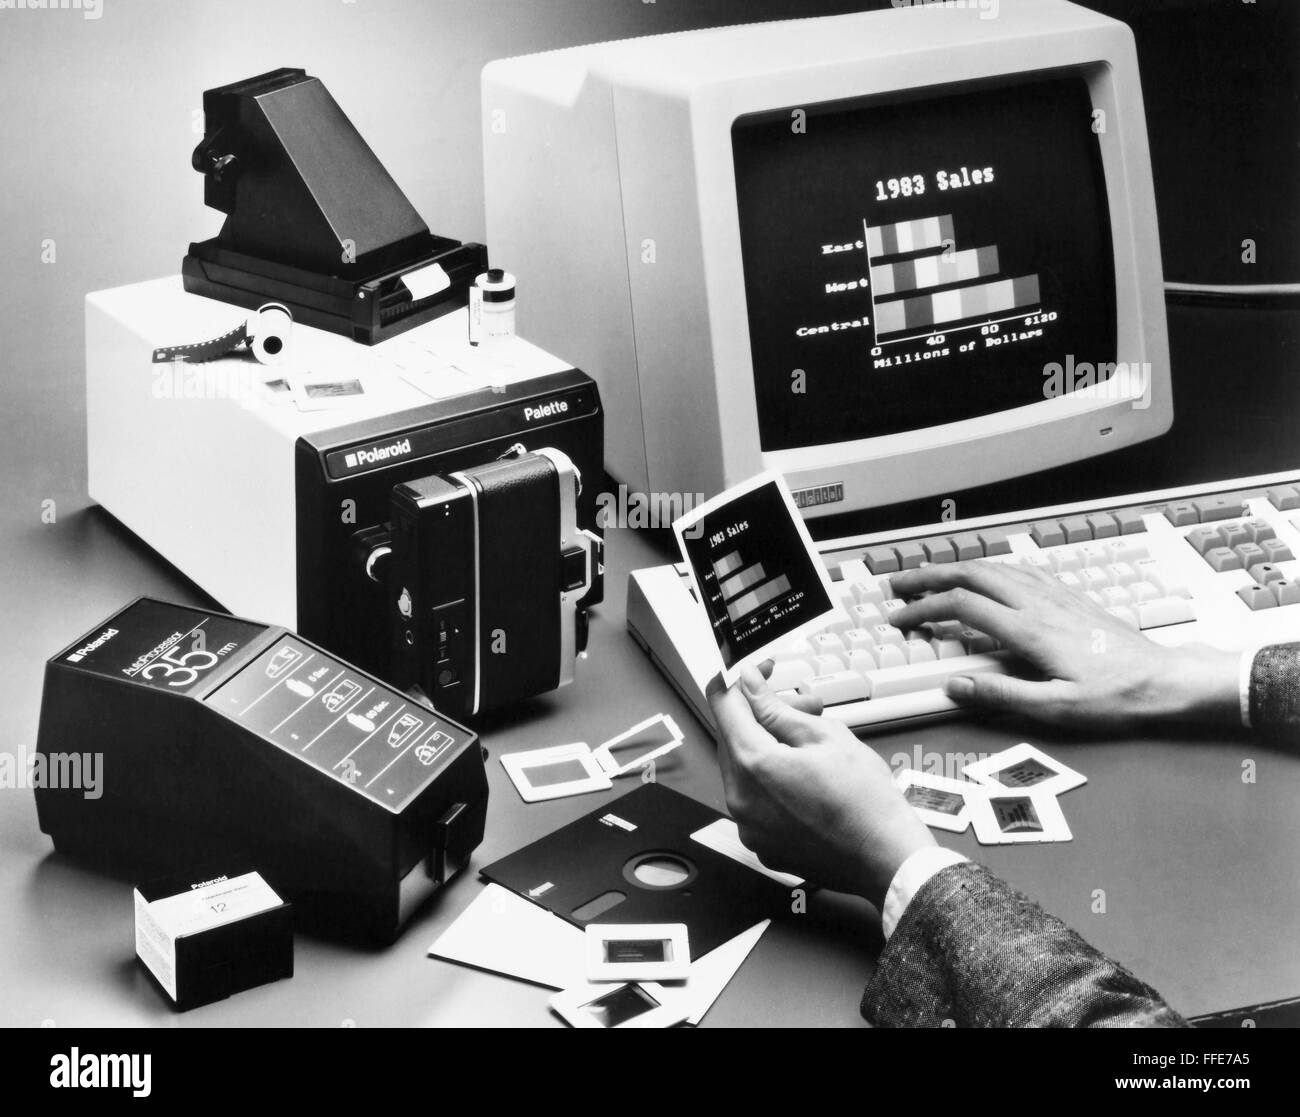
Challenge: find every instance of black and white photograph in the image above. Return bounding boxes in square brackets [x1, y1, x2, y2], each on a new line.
[0, 0, 1296, 1081]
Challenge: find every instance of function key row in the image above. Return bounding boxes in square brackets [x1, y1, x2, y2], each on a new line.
[1030, 509, 1146, 547]
[862, 530, 1012, 574]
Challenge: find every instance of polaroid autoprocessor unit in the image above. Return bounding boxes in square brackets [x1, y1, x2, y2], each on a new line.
[87, 69, 604, 713]
[35, 598, 487, 943]
[185, 68, 487, 344]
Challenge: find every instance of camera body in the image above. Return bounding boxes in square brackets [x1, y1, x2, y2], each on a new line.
[390, 448, 601, 717]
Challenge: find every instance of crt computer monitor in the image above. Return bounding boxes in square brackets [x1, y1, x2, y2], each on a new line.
[482, 0, 1171, 520]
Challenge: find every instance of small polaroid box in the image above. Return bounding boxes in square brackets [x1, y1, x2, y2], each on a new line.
[133, 865, 293, 1012]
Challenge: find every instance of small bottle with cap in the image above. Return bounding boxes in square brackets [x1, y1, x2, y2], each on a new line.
[468, 268, 516, 346]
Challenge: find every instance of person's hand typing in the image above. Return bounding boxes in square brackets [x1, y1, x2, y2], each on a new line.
[888, 560, 1239, 729]
[707, 664, 934, 908]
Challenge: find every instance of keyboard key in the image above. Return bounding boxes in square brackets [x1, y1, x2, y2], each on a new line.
[1106, 562, 1138, 587]
[1220, 524, 1251, 551]
[1104, 539, 1150, 565]
[1194, 495, 1245, 522]
[1261, 538, 1295, 563]
[1271, 580, 1300, 607]
[873, 644, 908, 669]
[852, 603, 885, 628]
[863, 653, 1006, 699]
[1236, 585, 1277, 612]
[1185, 526, 1223, 555]
[1233, 542, 1266, 569]
[1163, 502, 1199, 527]
[922, 538, 957, 563]
[845, 648, 878, 673]
[1050, 548, 1084, 573]
[949, 532, 983, 560]
[893, 541, 926, 570]
[1055, 571, 1083, 591]
[1242, 519, 1276, 544]
[1059, 515, 1092, 543]
[837, 558, 872, 585]
[1105, 605, 1139, 629]
[852, 582, 887, 609]
[798, 671, 870, 704]
[767, 659, 816, 690]
[959, 628, 997, 654]
[811, 633, 847, 656]
[843, 628, 876, 652]
[1135, 597, 1196, 629]
[880, 599, 907, 620]
[872, 624, 905, 649]
[1030, 521, 1066, 548]
[811, 653, 846, 674]
[864, 546, 900, 575]
[1077, 542, 1109, 566]
[904, 639, 938, 665]
[978, 530, 1013, 557]
[1100, 585, 1132, 608]
[930, 637, 967, 660]
[1114, 508, 1147, 535]
[1128, 580, 1160, 604]
[1267, 486, 1300, 511]
[1249, 563, 1284, 586]
[1080, 567, 1110, 591]
[1086, 512, 1119, 539]
[930, 619, 966, 641]
[1203, 547, 1244, 573]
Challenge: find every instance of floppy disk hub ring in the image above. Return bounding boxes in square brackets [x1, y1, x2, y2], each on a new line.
[623, 851, 698, 891]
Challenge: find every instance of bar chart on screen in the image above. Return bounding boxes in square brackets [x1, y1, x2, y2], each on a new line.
[864, 214, 1043, 346]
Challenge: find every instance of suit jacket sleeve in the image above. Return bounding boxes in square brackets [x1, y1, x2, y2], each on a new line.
[861, 862, 1188, 1028]
[1249, 642, 1300, 738]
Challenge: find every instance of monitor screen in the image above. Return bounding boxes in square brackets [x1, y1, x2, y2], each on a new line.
[731, 73, 1116, 453]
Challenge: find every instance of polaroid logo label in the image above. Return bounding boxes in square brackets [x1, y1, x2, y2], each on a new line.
[49, 1049, 150, 1098]
[523, 400, 568, 423]
[189, 875, 228, 890]
[346, 437, 412, 469]
[66, 627, 118, 663]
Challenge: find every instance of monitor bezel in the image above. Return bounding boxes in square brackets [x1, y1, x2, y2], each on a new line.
[689, 31, 1170, 517]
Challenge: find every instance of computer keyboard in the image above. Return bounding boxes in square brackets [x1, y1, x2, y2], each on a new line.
[627, 475, 1300, 734]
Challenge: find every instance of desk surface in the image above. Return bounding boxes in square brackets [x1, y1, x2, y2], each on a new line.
[2, 492, 1299, 1028]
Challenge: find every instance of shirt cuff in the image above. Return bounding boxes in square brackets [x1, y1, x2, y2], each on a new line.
[881, 846, 969, 940]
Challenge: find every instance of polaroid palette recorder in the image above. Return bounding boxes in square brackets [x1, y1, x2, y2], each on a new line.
[85, 278, 603, 688]
[35, 598, 487, 943]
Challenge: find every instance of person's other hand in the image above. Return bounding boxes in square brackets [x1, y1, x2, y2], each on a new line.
[707, 663, 934, 908]
[889, 560, 1239, 729]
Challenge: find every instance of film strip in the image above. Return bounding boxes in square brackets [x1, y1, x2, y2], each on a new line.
[151, 303, 292, 366]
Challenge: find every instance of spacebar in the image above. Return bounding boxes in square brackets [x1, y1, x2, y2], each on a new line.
[863, 653, 1009, 699]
